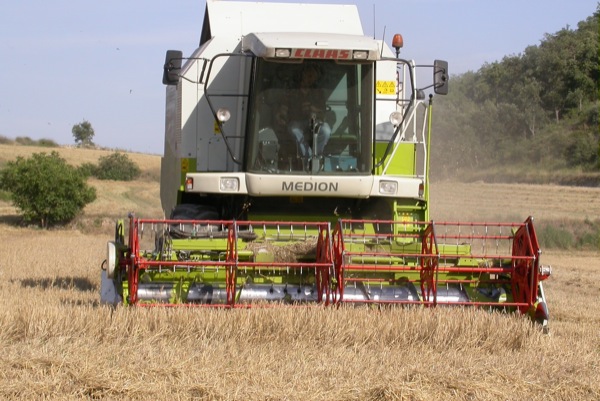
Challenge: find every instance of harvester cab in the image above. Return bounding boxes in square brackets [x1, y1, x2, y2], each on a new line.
[101, 0, 550, 330]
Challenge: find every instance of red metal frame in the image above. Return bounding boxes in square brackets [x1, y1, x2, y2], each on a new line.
[510, 216, 539, 314]
[329, 218, 543, 314]
[127, 217, 140, 304]
[331, 223, 344, 304]
[225, 222, 237, 306]
[122, 217, 334, 307]
[315, 223, 333, 305]
[119, 216, 545, 315]
[420, 223, 438, 306]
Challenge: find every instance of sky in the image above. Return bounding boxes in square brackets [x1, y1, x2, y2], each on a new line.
[0, 0, 596, 155]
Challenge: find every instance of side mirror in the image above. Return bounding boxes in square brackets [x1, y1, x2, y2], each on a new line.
[163, 50, 183, 85]
[433, 60, 449, 95]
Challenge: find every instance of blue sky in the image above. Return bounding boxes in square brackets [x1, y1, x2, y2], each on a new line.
[0, 0, 596, 155]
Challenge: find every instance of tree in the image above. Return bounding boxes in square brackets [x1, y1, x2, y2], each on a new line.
[72, 120, 95, 147]
[0, 152, 96, 228]
[95, 152, 141, 181]
[433, 9, 599, 175]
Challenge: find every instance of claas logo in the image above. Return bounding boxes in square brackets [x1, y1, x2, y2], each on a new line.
[292, 48, 351, 59]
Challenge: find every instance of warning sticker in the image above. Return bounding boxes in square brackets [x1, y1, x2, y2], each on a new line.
[376, 80, 396, 95]
[181, 158, 189, 173]
[213, 120, 221, 134]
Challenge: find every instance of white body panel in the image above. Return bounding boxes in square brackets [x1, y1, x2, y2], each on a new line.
[375, 44, 400, 141]
[160, 0, 425, 216]
[242, 32, 380, 60]
[161, 1, 378, 214]
[100, 270, 122, 305]
[206, 0, 364, 36]
[185, 172, 423, 199]
[179, 37, 249, 171]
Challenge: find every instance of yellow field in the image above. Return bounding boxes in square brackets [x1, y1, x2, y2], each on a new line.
[0, 143, 160, 170]
[0, 144, 599, 400]
[430, 181, 600, 223]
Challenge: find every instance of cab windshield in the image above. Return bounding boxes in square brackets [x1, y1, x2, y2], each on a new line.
[246, 59, 373, 175]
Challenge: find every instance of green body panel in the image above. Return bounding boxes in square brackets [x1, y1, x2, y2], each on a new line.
[374, 142, 416, 176]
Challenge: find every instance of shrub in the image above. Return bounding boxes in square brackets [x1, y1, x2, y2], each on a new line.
[37, 138, 59, 147]
[565, 130, 598, 168]
[0, 135, 13, 145]
[15, 136, 35, 146]
[95, 152, 141, 181]
[536, 224, 574, 249]
[0, 151, 96, 228]
[0, 189, 11, 201]
[78, 162, 98, 178]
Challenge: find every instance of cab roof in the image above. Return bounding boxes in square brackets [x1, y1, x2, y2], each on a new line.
[200, 0, 364, 45]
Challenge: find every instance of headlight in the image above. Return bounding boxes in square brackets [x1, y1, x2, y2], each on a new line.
[216, 108, 231, 122]
[352, 50, 369, 60]
[379, 180, 397, 195]
[389, 111, 403, 126]
[275, 48, 291, 58]
[220, 177, 239, 192]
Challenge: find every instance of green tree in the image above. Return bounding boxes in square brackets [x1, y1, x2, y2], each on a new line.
[95, 152, 141, 181]
[72, 120, 95, 147]
[0, 152, 96, 228]
[433, 9, 599, 175]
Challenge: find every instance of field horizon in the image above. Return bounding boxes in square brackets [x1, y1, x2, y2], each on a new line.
[1, 143, 599, 233]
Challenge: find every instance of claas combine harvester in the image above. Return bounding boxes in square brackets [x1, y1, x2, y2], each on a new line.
[101, 0, 551, 329]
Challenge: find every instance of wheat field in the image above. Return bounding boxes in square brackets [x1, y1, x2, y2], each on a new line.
[0, 144, 599, 400]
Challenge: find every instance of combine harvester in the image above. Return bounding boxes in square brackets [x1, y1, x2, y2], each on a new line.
[101, 0, 551, 329]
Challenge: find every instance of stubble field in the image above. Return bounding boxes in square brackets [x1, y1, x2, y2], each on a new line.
[0, 144, 599, 400]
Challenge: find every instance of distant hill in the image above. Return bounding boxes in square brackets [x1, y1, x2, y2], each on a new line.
[432, 9, 599, 185]
[0, 141, 160, 171]
[0, 143, 163, 232]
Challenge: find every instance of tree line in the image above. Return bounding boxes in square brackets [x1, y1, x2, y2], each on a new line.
[431, 7, 599, 181]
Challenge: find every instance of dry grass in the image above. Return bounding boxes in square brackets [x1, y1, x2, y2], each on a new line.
[0, 228, 598, 400]
[244, 239, 318, 262]
[0, 144, 163, 232]
[430, 181, 600, 223]
[0, 143, 160, 169]
[0, 145, 599, 399]
[0, 221, 599, 400]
